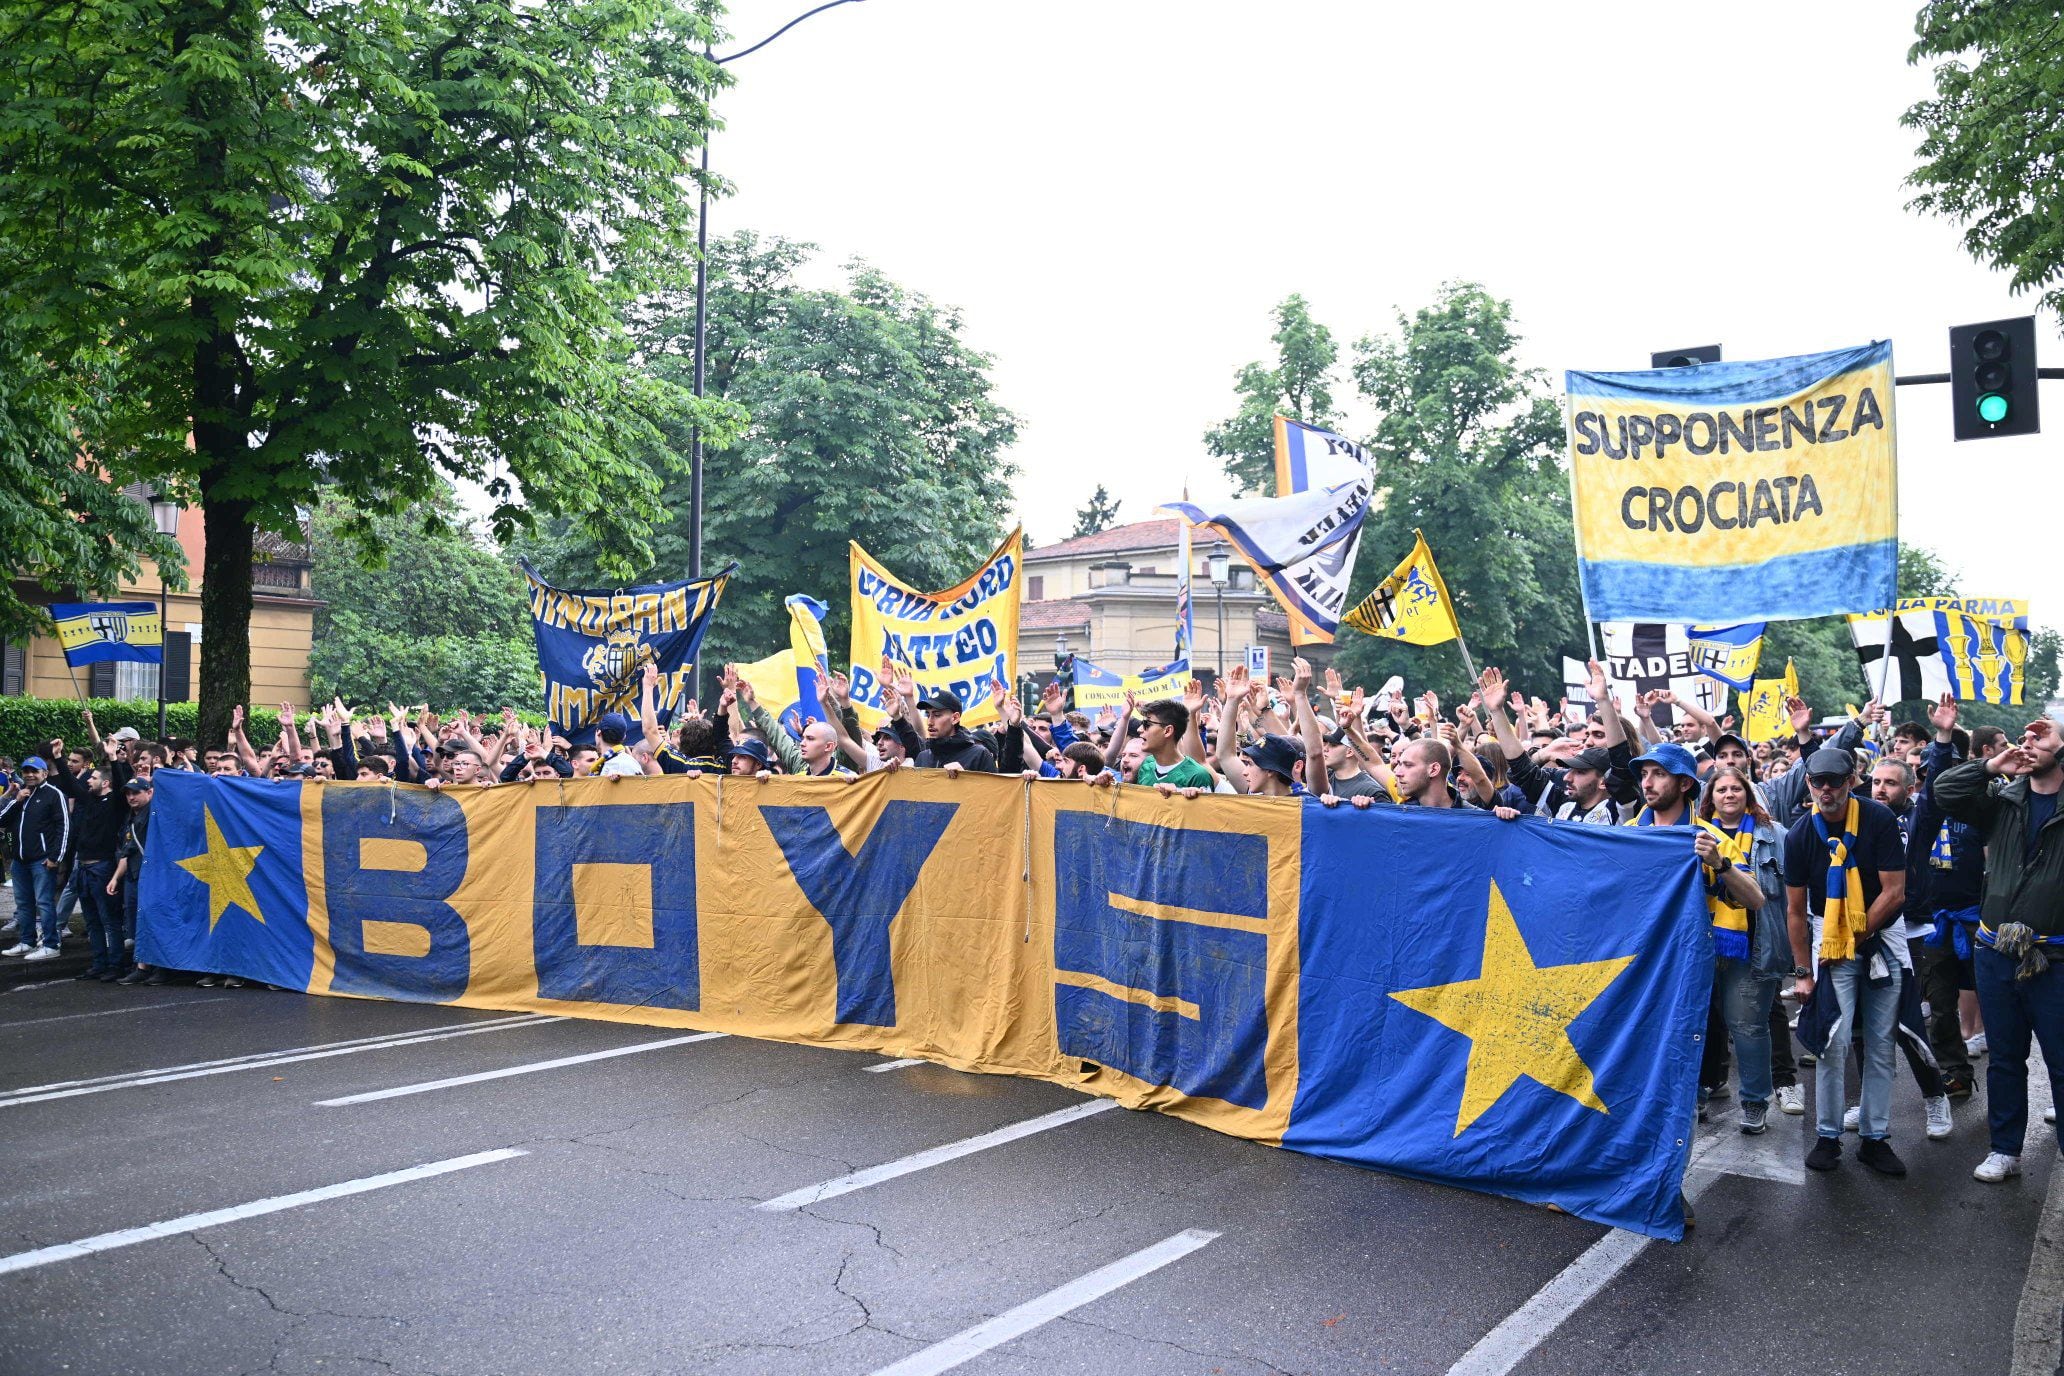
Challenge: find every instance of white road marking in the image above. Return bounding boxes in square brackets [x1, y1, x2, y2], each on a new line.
[2010, 1052, 2061, 1376]
[1446, 1131, 1738, 1376]
[4, 980, 74, 994]
[0, 997, 233, 1029]
[0, 1148, 526, 1276]
[756, 1100, 1120, 1213]
[317, 1032, 727, 1106]
[865, 1058, 926, 1073]
[867, 1228, 1220, 1376]
[0, 1014, 564, 1108]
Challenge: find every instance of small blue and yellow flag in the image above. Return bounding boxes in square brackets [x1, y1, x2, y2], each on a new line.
[1687, 622, 1765, 693]
[1340, 531, 1461, 646]
[51, 601, 161, 667]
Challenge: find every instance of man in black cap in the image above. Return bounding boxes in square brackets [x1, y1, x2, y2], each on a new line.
[913, 689, 996, 772]
[1234, 732, 1308, 798]
[1784, 745, 1909, 1175]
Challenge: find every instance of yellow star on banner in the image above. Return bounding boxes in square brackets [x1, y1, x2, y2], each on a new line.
[174, 806, 266, 933]
[1390, 881, 1633, 1137]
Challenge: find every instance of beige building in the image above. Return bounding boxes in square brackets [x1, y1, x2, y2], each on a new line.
[1020, 518, 1336, 688]
[5, 485, 316, 710]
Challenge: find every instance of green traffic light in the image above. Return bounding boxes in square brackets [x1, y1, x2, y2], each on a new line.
[1978, 392, 2011, 423]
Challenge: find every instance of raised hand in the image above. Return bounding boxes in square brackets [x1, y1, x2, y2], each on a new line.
[735, 678, 756, 706]
[642, 661, 660, 690]
[279, 701, 295, 729]
[893, 662, 918, 703]
[1122, 688, 1139, 717]
[830, 670, 852, 707]
[1182, 678, 1205, 715]
[1586, 659, 1609, 705]
[1929, 692, 1959, 735]
[1324, 666, 1344, 697]
[1040, 681, 1066, 716]
[1786, 695, 1812, 734]
[231, 703, 245, 731]
[1291, 656, 1313, 692]
[1224, 662, 1250, 699]
[1477, 667, 1508, 715]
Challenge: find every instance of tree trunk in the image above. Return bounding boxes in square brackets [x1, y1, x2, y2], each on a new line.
[197, 493, 253, 751]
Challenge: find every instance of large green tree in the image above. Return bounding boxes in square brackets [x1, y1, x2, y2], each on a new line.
[307, 490, 537, 712]
[1203, 294, 1341, 496]
[524, 232, 1020, 671]
[1329, 283, 1579, 701]
[1906, 3, 2064, 317]
[0, 0, 736, 745]
[0, 329, 183, 642]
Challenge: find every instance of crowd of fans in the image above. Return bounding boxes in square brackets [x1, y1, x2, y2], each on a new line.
[4, 651, 2061, 1188]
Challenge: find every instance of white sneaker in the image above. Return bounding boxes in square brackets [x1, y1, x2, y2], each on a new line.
[0, 942, 30, 957]
[1967, 1033, 1989, 1057]
[2048, 1106, 2057, 1125]
[1844, 1105, 1861, 1133]
[22, 946, 58, 962]
[1974, 1151, 2022, 1183]
[1776, 1084, 1806, 1116]
[1925, 1095, 1954, 1140]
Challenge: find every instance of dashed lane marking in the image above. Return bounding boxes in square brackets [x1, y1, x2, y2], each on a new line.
[0, 996, 233, 1030]
[865, 1059, 926, 1073]
[316, 1032, 727, 1106]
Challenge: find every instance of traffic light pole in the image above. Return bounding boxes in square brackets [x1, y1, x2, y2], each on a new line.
[1895, 368, 2064, 385]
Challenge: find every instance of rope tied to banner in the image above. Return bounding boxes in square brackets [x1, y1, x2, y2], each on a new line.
[1021, 774, 1033, 944]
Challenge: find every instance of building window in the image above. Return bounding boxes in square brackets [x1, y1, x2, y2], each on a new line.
[112, 660, 160, 702]
[1027, 575, 1044, 601]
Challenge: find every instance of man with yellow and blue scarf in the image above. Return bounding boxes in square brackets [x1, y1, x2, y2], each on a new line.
[1784, 747, 1910, 1175]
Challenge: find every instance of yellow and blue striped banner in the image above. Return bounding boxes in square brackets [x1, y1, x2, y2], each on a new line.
[138, 770, 1713, 1238]
[1566, 342, 1898, 623]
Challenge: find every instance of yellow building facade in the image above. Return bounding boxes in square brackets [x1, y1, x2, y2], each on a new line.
[5, 490, 316, 711]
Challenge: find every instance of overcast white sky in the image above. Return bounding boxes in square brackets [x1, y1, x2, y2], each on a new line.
[707, 0, 2056, 629]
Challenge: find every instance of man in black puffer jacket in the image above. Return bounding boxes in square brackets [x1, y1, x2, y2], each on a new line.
[913, 690, 996, 772]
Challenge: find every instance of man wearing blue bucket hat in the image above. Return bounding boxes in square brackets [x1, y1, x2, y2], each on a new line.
[1624, 741, 1702, 829]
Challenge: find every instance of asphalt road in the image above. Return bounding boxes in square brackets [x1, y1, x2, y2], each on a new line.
[0, 978, 2054, 1376]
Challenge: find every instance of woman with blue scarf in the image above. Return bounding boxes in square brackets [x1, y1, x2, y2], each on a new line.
[1695, 765, 1791, 1135]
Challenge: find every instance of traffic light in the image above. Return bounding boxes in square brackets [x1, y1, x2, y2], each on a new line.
[1053, 652, 1075, 709]
[1950, 316, 2040, 440]
[1650, 345, 1721, 369]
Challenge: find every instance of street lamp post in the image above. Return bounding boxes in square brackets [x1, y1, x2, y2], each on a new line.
[147, 489, 181, 741]
[686, 0, 867, 694]
[1208, 544, 1230, 683]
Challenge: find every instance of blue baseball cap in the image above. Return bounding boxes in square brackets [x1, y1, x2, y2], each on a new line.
[596, 711, 633, 738]
[1239, 732, 1303, 783]
[20, 756, 47, 772]
[1629, 741, 1700, 783]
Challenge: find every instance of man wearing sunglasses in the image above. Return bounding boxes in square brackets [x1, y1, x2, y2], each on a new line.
[1784, 747, 1909, 1176]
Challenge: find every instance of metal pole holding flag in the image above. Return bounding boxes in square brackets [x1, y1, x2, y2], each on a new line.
[1873, 613, 1896, 706]
[1454, 634, 1479, 684]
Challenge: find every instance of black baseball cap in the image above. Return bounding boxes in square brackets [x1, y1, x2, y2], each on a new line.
[1566, 747, 1612, 775]
[1240, 733, 1302, 783]
[1805, 747, 1855, 783]
[918, 689, 964, 713]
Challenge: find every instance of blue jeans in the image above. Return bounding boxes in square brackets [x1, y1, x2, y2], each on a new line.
[1717, 956, 1779, 1107]
[76, 860, 121, 972]
[9, 859, 60, 949]
[1975, 945, 2064, 1157]
[1817, 957, 1900, 1141]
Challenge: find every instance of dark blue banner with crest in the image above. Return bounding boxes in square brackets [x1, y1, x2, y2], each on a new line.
[521, 561, 732, 743]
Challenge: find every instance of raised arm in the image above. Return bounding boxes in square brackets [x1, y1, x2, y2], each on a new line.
[1587, 661, 1626, 749]
[1290, 657, 1329, 796]
[228, 704, 264, 775]
[1103, 690, 1137, 774]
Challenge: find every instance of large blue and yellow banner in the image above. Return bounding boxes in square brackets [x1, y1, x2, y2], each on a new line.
[1566, 342, 1898, 623]
[138, 770, 1711, 1238]
[51, 601, 162, 666]
[847, 530, 1022, 731]
[522, 562, 731, 743]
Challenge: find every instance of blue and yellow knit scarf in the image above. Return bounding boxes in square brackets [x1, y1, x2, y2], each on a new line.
[1696, 817, 1755, 961]
[1813, 797, 1869, 961]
